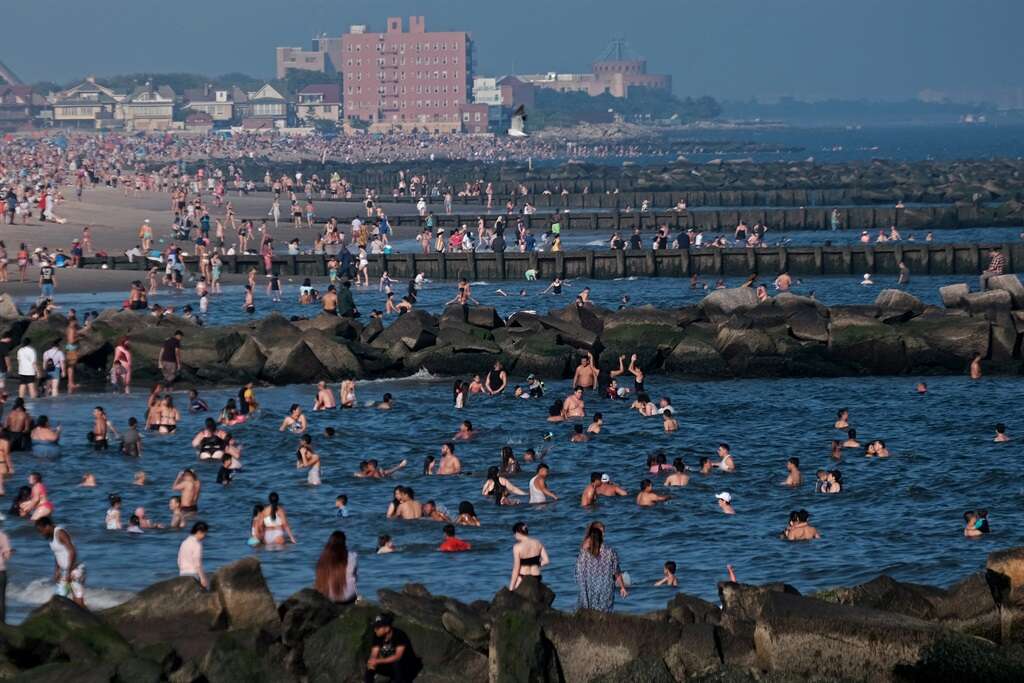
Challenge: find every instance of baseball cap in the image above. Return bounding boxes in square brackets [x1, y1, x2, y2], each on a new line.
[600, 473, 610, 483]
[716, 492, 732, 503]
[372, 613, 394, 627]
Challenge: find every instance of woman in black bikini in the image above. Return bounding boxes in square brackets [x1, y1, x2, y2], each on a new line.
[508, 521, 549, 591]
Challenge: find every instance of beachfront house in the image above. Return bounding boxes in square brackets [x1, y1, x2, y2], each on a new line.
[182, 85, 247, 124]
[296, 84, 341, 124]
[50, 77, 124, 129]
[237, 84, 291, 130]
[0, 85, 47, 131]
[121, 84, 176, 131]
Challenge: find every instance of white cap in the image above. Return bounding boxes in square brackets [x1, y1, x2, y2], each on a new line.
[716, 492, 732, 503]
[600, 473, 610, 483]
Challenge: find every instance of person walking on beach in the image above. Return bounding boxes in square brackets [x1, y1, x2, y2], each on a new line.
[178, 521, 209, 588]
[36, 517, 85, 607]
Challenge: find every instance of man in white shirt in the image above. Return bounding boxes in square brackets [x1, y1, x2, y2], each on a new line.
[15, 339, 38, 399]
[42, 343, 66, 397]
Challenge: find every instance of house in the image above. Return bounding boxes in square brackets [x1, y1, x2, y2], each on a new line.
[122, 83, 176, 131]
[296, 84, 341, 123]
[51, 77, 123, 129]
[0, 85, 46, 131]
[184, 111, 214, 133]
[182, 85, 246, 123]
[238, 84, 290, 129]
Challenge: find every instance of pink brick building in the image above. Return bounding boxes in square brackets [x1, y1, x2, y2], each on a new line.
[341, 16, 473, 133]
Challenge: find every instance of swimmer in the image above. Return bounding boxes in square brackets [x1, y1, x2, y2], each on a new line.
[456, 501, 481, 526]
[596, 473, 627, 497]
[834, 408, 849, 430]
[698, 457, 713, 475]
[654, 561, 678, 587]
[865, 440, 890, 457]
[572, 352, 600, 391]
[636, 479, 669, 507]
[314, 381, 337, 410]
[279, 404, 308, 434]
[172, 469, 201, 514]
[916, 382, 927, 394]
[664, 458, 689, 487]
[841, 429, 860, 449]
[860, 273, 873, 286]
[79, 473, 97, 487]
[569, 424, 589, 443]
[783, 457, 802, 487]
[995, 423, 1010, 442]
[339, 379, 357, 408]
[453, 421, 475, 441]
[563, 388, 586, 418]
[581, 472, 601, 507]
[135, 506, 163, 529]
[377, 535, 396, 554]
[105, 495, 122, 530]
[376, 393, 393, 410]
[715, 492, 735, 515]
[782, 509, 820, 541]
[168, 496, 185, 529]
[662, 408, 678, 432]
[587, 413, 603, 434]
[468, 375, 484, 394]
[714, 443, 736, 472]
[970, 353, 982, 380]
[296, 434, 322, 486]
[421, 501, 450, 522]
[437, 442, 462, 475]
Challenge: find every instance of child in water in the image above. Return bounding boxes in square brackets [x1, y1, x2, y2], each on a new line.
[654, 561, 678, 587]
[439, 524, 471, 552]
[377, 534, 396, 554]
[105, 494, 122, 530]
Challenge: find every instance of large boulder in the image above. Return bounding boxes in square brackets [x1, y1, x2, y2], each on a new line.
[744, 590, 945, 680]
[536, 315, 601, 351]
[371, 309, 438, 351]
[940, 283, 971, 308]
[988, 274, 1024, 309]
[20, 597, 133, 665]
[599, 323, 685, 370]
[358, 317, 384, 344]
[277, 588, 343, 650]
[664, 324, 729, 376]
[488, 611, 556, 683]
[101, 577, 223, 657]
[900, 314, 989, 370]
[548, 303, 605, 335]
[226, 337, 267, 379]
[302, 605, 378, 683]
[505, 330, 574, 378]
[261, 340, 327, 384]
[210, 557, 280, 633]
[403, 344, 502, 377]
[200, 629, 293, 683]
[964, 289, 1013, 318]
[466, 306, 504, 330]
[786, 307, 830, 343]
[987, 546, 1024, 607]
[874, 289, 925, 323]
[827, 311, 906, 373]
[294, 314, 362, 341]
[302, 331, 363, 378]
[699, 287, 759, 323]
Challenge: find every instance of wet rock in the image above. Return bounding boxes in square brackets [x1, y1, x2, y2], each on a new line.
[548, 303, 605, 335]
[718, 582, 801, 624]
[466, 306, 504, 329]
[666, 593, 722, 626]
[440, 601, 489, 652]
[210, 557, 280, 633]
[358, 316, 384, 344]
[822, 575, 948, 620]
[599, 323, 685, 370]
[277, 588, 342, 650]
[226, 337, 267, 379]
[371, 309, 438, 351]
[507, 330, 574, 377]
[488, 611, 557, 683]
[294, 314, 362, 340]
[302, 331, 363, 378]
[21, 597, 133, 664]
[537, 315, 601, 351]
[260, 340, 326, 384]
[786, 307, 829, 342]
[200, 629, 293, 683]
[664, 324, 729, 376]
[302, 605, 378, 683]
[901, 315, 989, 370]
[437, 328, 501, 354]
[894, 633, 1024, 682]
[828, 313, 906, 372]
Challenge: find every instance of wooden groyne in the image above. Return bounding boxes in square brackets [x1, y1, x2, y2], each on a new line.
[81, 242, 1021, 281]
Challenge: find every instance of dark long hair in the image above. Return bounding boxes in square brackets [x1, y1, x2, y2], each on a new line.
[487, 466, 505, 505]
[269, 491, 280, 520]
[585, 525, 604, 557]
[314, 530, 350, 602]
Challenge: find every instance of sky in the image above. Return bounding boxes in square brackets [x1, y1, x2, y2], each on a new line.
[6, 0, 1023, 100]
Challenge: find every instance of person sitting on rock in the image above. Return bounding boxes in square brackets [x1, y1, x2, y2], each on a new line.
[366, 613, 420, 683]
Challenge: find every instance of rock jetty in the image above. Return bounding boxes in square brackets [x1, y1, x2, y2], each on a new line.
[4, 548, 1024, 681]
[2, 277, 1022, 388]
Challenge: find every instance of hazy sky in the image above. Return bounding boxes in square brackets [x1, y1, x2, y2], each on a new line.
[6, 0, 1023, 100]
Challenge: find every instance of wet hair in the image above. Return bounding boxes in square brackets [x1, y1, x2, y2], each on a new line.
[443, 524, 456, 537]
[548, 399, 564, 417]
[573, 424, 583, 434]
[422, 455, 435, 474]
[268, 492, 280, 520]
[665, 561, 677, 574]
[837, 408, 848, 417]
[796, 509, 810, 523]
[585, 524, 604, 557]
[108, 494, 121, 506]
[996, 423, 1006, 433]
[458, 500, 476, 516]
[789, 457, 800, 467]
[592, 412, 603, 422]
[289, 403, 301, 414]
[655, 452, 667, 465]
[847, 429, 857, 439]
[698, 457, 710, 468]
[252, 504, 263, 520]
[500, 446, 514, 468]
[718, 442, 730, 451]
[537, 463, 549, 473]
[191, 521, 209, 534]
[336, 495, 347, 504]
[672, 457, 685, 471]
[129, 515, 141, 526]
[36, 416, 49, 428]
[590, 471, 602, 483]
[512, 521, 528, 536]
[640, 478, 653, 490]
[205, 418, 217, 431]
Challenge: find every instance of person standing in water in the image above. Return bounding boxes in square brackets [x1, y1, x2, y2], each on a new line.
[36, 517, 85, 606]
[528, 464, 558, 503]
[177, 521, 209, 588]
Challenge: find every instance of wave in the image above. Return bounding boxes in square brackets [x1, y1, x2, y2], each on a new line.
[356, 368, 443, 385]
[613, 276, 639, 281]
[585, 240, 606, 247]
[9, 578, 134, 610]
[469, 281, 490, 286]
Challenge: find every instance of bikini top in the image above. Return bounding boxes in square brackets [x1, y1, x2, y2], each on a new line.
[520, 554, 541, 567]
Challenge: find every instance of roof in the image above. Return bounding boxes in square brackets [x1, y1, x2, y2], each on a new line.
[299, 84, 341, 103]
[496, 75, 528, 87]
[0, 85, 45, 106]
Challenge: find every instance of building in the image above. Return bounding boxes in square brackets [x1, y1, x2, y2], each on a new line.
[459, 103, 489, 134]
[121, 84, 176, 131]
[182, 85, 246, 123]
[275, 35, 344, 79]
[237, 83, 290, 129]
[296, 84, 342, 123]
[472, 77, 501, 106]
[518, 39, 671, 99]
[50, 77, 124, 129]
[0, 85, 46, 131]
[341, 16, 473, 133]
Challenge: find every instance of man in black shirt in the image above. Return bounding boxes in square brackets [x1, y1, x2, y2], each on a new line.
[366, 613, 419, 682]
[628, 227, 642, 250]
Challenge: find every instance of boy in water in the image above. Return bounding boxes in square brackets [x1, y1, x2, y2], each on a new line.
[654, 561, 678, 587]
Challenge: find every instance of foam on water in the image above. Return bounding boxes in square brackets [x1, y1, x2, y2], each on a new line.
[9, 578, 134, 611]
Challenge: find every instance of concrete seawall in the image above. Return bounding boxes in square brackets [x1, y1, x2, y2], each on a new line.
[82, 242, 1022, 280]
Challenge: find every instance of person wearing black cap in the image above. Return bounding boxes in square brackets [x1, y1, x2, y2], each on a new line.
[366, 612, 419, 682]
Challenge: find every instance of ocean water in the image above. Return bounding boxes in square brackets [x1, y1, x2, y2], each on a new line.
[1, 372, 1021, 624]
[20, 271, 986, 328]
